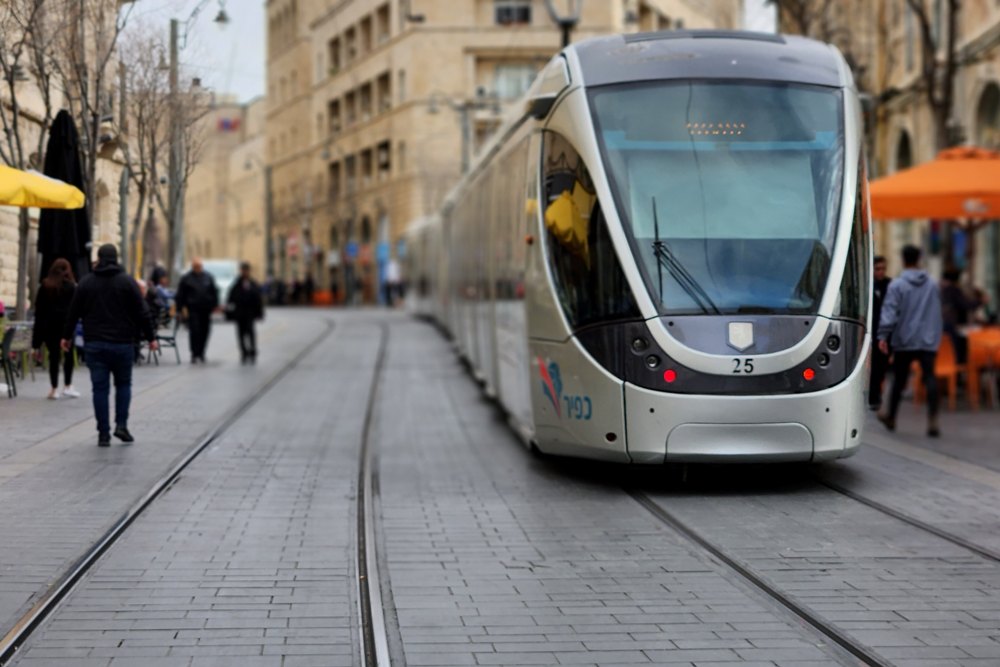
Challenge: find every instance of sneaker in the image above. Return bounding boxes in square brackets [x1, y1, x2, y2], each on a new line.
[876, 411, 895, 432]
[113, 426, 134, 443]
[98, 434, 111, 447]
[61, 387, 80, 398]
[47, 389, 59, 400]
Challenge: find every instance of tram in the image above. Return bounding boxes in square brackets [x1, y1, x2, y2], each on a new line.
[407, 30, 872, 463]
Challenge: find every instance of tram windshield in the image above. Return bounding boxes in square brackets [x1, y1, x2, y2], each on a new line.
[590, 81, 845, 315]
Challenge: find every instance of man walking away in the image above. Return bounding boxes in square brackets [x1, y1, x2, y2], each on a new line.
[877, 245, 944, 437]
[175, 258, 219, 364]
[227, 262, 264, 364]
[62, 244, 157, 446]
[868, 256, 892, 410]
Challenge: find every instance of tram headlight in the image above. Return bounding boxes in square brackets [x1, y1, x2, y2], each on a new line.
[827, 335, 841, 351]
[631, 337, 649, 352]
[644, 354, 661, 369]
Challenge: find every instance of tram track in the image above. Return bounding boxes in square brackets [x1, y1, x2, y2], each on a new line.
[814, 475, 1000, 563]
[355, 323, 392, 667]
[0, 319, 337, 667]
[628, 489, 893, 667]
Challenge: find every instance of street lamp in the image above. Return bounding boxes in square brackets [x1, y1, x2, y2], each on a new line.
[244, 154, 274, 278]
[167, 0, 231, 281]
[427, 89, 501, 174]
[544, 0, 583, 48]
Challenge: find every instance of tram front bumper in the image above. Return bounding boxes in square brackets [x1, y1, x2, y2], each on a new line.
[623, 374, 866, 464]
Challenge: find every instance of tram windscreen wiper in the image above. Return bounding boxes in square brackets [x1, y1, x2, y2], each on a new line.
[650, 198, 721, 315]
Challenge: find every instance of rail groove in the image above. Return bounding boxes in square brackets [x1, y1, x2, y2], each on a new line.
[356, 323, 392, 666]
[629, 489, 891, 667]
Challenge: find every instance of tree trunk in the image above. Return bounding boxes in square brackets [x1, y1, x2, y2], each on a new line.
[14, 209, 31, 320]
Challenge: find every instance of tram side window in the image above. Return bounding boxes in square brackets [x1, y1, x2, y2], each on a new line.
[837, 157, 872, 323]
[542, 132, 639, 328]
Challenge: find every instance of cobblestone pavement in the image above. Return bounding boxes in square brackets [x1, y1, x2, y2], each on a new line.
[0, 310, 329, 643]
[6, 310, 1000, 666]
[10, 313, 385, 667]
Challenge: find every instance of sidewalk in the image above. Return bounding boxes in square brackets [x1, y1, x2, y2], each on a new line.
[0, 311, 329, 643]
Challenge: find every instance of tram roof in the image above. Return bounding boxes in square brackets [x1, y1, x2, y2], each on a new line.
[571, 30, 844, 89]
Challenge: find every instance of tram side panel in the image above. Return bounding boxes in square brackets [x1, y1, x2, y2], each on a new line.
[493, 133, 535, 438]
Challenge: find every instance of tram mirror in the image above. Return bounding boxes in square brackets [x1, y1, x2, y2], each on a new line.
[527, 93, 558, 120]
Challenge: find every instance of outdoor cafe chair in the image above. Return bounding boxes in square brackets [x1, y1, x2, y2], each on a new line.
[967, 327, 1000, 410]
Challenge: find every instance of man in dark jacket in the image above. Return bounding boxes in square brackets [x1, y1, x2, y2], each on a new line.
[877, 245, 944, 437]
[868, 256, 892, 410]
[175, 258, 219, 364]
[61, 244, 157, 446]
[227, 262, 264, 364]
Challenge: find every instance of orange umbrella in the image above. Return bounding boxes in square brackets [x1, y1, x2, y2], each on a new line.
[869, 146, 1000, 220]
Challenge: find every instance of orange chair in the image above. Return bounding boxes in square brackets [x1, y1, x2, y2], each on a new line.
[913, 335, 964, 411]
[967, 328, 1000, 410]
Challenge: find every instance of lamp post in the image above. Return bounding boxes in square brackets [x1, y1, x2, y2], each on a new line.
[244, 154, 274, 278]
[167, 0, 230, 280]
[427, 89, 501, 174]
[544, 0, 583, 48]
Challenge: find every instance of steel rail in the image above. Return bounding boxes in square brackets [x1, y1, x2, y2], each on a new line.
[0, 319, 337, 666]
[815, 476, 1000, 563]
[356, 323, 392, 667]
[628, 490, 892, 667]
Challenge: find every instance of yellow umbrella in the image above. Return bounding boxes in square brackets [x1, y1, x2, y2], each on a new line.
[0, 164, 85, 209]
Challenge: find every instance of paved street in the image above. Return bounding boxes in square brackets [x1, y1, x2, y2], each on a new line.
[2, 309, 1000, 666]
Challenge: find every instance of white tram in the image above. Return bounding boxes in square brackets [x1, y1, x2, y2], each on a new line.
[406, 30, 873, 463]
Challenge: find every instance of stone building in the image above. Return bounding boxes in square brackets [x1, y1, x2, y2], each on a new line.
[779, 0, 1000, 308]
[0, 0, 132, 311]
[184, 97, 268, 274]
[265, 0, 742, 302]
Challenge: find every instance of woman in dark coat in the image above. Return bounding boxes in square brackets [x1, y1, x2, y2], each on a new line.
[32, 258, 79, 400]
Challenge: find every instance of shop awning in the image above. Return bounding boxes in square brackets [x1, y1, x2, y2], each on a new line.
[869, 146, 1000, 220]
[0, 164, 85, 210]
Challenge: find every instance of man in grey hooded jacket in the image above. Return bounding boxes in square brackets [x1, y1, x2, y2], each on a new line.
[877, 245, 943, 437]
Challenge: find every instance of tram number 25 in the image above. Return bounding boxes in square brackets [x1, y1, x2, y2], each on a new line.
[732, 358, 755, 374]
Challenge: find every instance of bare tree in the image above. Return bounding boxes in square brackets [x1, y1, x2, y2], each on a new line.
[49, 0, 136, 237]
[118, 26, 170, 276]
[905, 0, 960, 151]
[0, 0, 63, 317]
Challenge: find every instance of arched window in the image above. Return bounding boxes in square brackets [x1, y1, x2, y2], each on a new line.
[894, 130, 913, 171]
[976, 83, 1000, 149]
[360, 216, 372, 243]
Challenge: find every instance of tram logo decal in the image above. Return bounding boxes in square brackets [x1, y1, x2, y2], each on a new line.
[537, 358, 592, 420]
[728, 322, 754, 352]
[538, 357, 563, 417]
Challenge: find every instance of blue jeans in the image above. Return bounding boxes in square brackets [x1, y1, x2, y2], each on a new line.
[85, 341, 135, 436]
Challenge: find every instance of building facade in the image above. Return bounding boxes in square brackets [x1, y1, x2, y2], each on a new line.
[265, 0, 741, 303]
[184, 97, 268, 274]
[779, 0, 1000, 309]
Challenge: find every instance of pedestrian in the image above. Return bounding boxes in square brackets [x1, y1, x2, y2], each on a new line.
[175, 257, 219, 364]
[226, 262, 264, 364]
[303, 274, 315, 304]
[939, 268, 984, 363]
[32, 258, 79, 400]
[61, 244, 157, 446]
[384, 257, 402, 306]
[868, 255, 891, 410]
[146, 266, 170, 328]
[877, 245, 944, 437]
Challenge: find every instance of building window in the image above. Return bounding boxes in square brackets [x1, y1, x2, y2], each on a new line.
[376, 3, 390, 43]
[346, 26, 358, 62]
[345, 90, 357, 124]
[329, 162, 341, 200]
[360, 82, 373, 120]
[398, 141, 406, 173]
[329, 37, 341, 74]
[345, 155, 357, 192]
[377, 140, 391, 180]
[328, 99, 341, 135]
[361, 148, 374, 187]
[494, 63, 537, 100]
[377, 72, 391, 112]
[360, 15, 373, 54]
[398, 69, 406, 103]
[495, 0, 531, 25]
